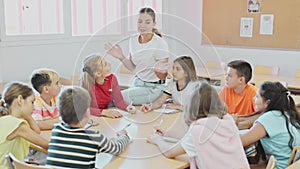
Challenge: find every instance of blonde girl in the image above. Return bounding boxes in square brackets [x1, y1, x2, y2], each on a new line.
[81, 54, 136, 118]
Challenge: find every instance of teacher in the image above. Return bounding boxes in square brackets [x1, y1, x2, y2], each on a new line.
[105, 7, 169, 105]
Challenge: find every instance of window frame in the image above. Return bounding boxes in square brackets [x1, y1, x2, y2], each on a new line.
[0, 0, 167, 46]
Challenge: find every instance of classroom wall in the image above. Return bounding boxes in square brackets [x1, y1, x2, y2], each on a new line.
[0, 0, 299, 82]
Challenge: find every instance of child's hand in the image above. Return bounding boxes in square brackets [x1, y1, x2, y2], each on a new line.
[116, 129, 128, 137]
[126, 105, 137, 114]
[154, 128, 164, 136]
[165, 103, 182, 110]
[140, 104, 152, 112]
[102, 109, 123, 118]
[147, 134, 164, 145]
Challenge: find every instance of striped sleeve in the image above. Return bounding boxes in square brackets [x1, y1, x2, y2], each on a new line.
[99, 134, 130, 155]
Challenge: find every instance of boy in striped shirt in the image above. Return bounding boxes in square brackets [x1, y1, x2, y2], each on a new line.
[46, 86, 130, 169]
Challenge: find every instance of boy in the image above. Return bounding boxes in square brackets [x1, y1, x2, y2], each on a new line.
[30, 68, 61, 130]
[46, 86, 130, 169]
[219, 60, 260, 129]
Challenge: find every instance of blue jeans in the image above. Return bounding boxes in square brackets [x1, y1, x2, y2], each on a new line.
[121, 77, 165, 105]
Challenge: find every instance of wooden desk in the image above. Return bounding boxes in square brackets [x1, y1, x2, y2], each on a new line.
[42, 111, 189, 169]
[90, 111, 189, 169]
[251, 75, 300, 91]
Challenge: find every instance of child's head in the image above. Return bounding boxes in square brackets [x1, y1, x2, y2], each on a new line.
[225, 60, 252, 88]
[173, 56, 197, 83]
[256, 81, 296, 113]
[58, 86, 91, 126]
[0, 81, 34, 117]
[184, 82, 227, 126]
[30, 68, 61, 96]
[81, 54, 111, 91]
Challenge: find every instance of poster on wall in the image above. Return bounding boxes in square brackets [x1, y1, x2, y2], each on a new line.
[248, 0, 261, 13]
[240, 17, 253, 37]
[260, 14, 274, 35]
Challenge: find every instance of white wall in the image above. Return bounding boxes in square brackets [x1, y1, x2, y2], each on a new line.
[0, 0, 299, 82]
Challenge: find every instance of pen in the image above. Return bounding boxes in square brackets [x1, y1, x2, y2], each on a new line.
[121, 123, 132, 130]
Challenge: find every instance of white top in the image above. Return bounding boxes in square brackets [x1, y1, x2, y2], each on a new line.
[164, 80, 198, 106]
[129, 33, 169, 82]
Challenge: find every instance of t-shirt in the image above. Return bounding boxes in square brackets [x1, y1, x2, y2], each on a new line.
[255, 110, 300, 169]
[32, 95, 59, 121]
[0, 116, 30, 169]
[129, 33, 169, 82]
[219, 83, 257, 115]
[46, 122, 130, 169]
[164, 80, 198, 106]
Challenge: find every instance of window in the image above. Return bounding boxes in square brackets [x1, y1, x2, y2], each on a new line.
[3, 0, 64, 35]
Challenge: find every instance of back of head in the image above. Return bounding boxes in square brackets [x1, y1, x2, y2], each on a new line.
[81, 54, 103, 91]
[139, 7, 162, 37]
[184, 82, 227, 126]
[174, 56, 198, 82]
[30, 68, 59, 94]
[58, 86, 91, 125]
[0, 81, 33, 116]
[228, 60, 252, 83]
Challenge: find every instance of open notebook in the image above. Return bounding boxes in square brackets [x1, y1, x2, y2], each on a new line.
[153, 108, 179, 114]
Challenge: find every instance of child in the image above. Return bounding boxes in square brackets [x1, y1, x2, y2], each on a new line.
[46, 86, 130, 169]
[0, 82, 49, 169]
[81, 54, 136, 118]
[147, 82, 250, 169]
[219, 60, 259, 129]
[241, 81, 300, 169]
[141, 56, 198, 112]
[30, 68, 61, 130]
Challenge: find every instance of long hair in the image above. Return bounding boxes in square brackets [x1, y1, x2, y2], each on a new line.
[259, 81, 300, 149]
[174, 56, 197, 83]
[0, 81, 33, 116]
[80, 54, 103, 92]
[184, 82, 228, 126]
[139, 7, 162, 37]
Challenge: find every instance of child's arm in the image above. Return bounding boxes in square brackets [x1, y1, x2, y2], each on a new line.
[36, 117, 60, 130]
[147, 134, 185, 158]
[99, 132, 130, 155]
[23, 113, 41, 134]
[7, 122, 49, 150]
[111, 75, 128, 111]
[240, 122, 267, 147]
[141, 93, 169, 112]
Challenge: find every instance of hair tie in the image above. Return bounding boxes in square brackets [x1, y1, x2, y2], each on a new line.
[0, 98, 7, 108]
[82, 67, 94, 77]
[286, 91, 291, 97]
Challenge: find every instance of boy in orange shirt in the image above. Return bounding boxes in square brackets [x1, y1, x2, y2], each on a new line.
[219, 60, 260, 129]
[30, 68, 62, 130]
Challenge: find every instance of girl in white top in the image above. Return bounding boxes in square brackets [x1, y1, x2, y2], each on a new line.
[141, 56, 198, 112]
[105, 7, 169, 105]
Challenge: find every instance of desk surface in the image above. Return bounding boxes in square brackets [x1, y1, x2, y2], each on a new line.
[42, 111, 189, 169]
[252, 75, 300, 90]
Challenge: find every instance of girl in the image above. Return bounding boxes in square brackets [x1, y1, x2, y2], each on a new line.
[241, 81, 300, 169]
[147, 82, 250, 169]
[141, 56, 198, 112]
[105, 7, 169, 105]
[81, 54, 136, 118]
[0, 82, 49, 169]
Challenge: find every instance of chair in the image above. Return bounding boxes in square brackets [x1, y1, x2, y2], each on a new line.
[205, 60, 225, 70]
[295, 69, 300, 79]
[6, 153, 52, 169]
[265, 155, 276, 169]
[287, 146, 300, 166]
[254, 65, 280, 76]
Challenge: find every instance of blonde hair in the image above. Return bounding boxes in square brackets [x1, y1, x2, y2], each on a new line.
[30, 68, 59, 93]
[0, 81, 33, 116]
[184, 82, 228, 126]
[81, 54, 104, 91]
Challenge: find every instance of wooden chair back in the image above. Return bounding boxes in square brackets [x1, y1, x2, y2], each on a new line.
[288, 146, 300, 166]
[295, 69, 300, 79]
[265, 155, 276, 169]
[254, 65, 280, 76]
[6, 153, 52, 169]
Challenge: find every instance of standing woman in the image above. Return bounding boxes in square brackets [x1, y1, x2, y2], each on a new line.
[105, 7, 169, 105]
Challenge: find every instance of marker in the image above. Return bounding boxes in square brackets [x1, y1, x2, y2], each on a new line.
[121, 123, 132, 131]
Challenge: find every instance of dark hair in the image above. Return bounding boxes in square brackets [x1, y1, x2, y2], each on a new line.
[58, 86, 91, 125]
[139, 7, 162, 37]
[31, 68, 59, 93]
[0, 82, 33, 116]
[227, 60, 252, 83]
[259, 81, 300, 149]
[174, 56, 198, 83]
[184, 82, 228, 126]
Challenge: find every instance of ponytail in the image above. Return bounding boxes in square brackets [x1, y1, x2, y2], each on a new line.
[0, 98, 8, 117]
[152, 28, 162, 37]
